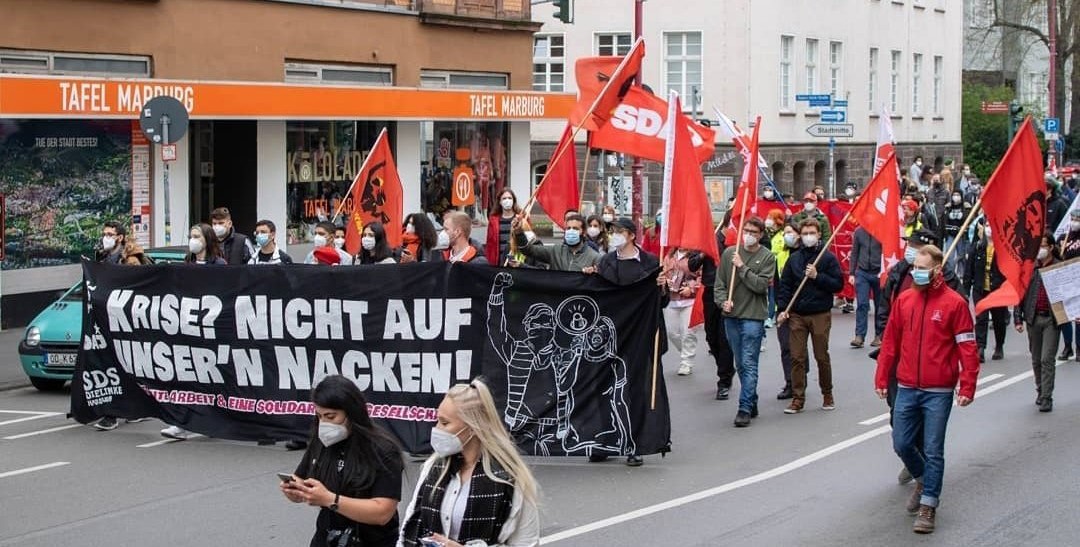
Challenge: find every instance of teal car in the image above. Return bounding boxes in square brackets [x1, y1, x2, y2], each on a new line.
[19, 247, 187, 391]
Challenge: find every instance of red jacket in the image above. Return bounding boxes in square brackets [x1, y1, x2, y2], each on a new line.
[486, 214, 503, 265]
[875, 277, 981, 399]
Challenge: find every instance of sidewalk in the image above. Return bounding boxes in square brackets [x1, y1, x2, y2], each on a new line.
[0, 328, 30, 391]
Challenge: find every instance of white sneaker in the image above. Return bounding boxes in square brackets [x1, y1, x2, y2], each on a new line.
[677, 364, 693, 376]
[160, 425, 196, 440]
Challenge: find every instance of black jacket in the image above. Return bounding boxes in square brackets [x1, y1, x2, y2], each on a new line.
[964, 236, 1005, 295]
[1047, 192, 1070, 232]
[875, 259, 963, 335]
[776, 244, 844, 315]
[698, 231, 727, 288]
[1014, 266, 1052, 325]
[850, 227, 882, 275]
[221, 231, 254, 265]
[597, 247, 668, 356]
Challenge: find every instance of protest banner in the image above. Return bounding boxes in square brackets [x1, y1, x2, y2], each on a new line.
[1036, 256, 1080, 325]
[71, 261, 671, 457]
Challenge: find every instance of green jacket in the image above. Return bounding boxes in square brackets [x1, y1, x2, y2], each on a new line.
[516, 233, 601, 271]
[714, 244, 775, 321]
[793, 209, 832, 243]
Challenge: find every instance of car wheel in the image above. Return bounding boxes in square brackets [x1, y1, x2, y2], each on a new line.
[29, 377, 66, 391]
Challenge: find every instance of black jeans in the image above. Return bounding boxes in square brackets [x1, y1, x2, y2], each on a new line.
[973, 289, 1009, 352]
[703, 285, 735, 389]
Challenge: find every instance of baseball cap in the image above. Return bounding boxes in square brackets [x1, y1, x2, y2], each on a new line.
[904, 229, 940, 247]
[802, 192, 818, 203]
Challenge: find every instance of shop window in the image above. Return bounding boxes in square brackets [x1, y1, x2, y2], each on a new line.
[420, 70, 509, 90]
[420, 121, 509, 221]
[285, 121, 393, 244]
[284, 62, 393, 86]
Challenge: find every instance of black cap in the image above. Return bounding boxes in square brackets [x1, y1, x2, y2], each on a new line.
[611, 217, 637, 233]
[904, 229, 940, 247]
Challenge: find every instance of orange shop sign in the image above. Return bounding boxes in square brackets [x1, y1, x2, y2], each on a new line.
[0, 74, 575, 120]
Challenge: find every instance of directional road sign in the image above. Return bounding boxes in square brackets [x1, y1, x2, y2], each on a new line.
[806, 124, 853, 138]
[833, 100, 848, 107]
[1045, 118, 1060, 133]
[820, 110, 846, 123]
[796, 94, 832, 103]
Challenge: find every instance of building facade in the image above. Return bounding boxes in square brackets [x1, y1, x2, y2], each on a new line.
[0, 0, 571, 326]
[530, 0, 962, 216]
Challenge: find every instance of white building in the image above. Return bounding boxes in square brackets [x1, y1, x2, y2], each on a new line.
[531, 0, 963, 210]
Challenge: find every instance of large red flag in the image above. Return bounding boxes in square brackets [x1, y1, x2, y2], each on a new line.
[850, 152, 905, 283]
[728, 117, 762, 231]
[590, 86, 716, 163]
[344, 128, 403, 256]
[536, 124, 580, 230]
[569, 39, 645, 132]
[975, 119, 1046, 315]
[660, 92, 719, 263]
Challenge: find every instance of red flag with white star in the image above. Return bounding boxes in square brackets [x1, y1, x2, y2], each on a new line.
[850, 152, 904, 283]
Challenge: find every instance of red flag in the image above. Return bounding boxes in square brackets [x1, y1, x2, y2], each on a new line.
[975, 119, 1046, 315]
[345, 128, 403, 255]
[728, 117, 761, 230]
[850, 152, 905, 283]
[536, 124, 580, 230]
[590, 86, 716, 163]
[688, 286, 706, 329]
[569, 39, 645, 132]
[660, 93, 719, 262]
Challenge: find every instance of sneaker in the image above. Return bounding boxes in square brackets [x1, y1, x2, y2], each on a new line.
[677, 364, 693, 376]
[124, 417, 149, 424]
[776, 386, 793, 400]
[913, 505, 936, 534]
[822, 394, 836, 411]
[715, 387, 730, 400]
[898, 466, 914, 485]
[1039, 398, 1053, 412]
[870, 336, 882, 348]
[93, 416, 118, 431]
[625, 454, 644, 467]
[850, 336, 864, 348]
[285, 440, 308, 451]
[991, 347, 1004, 360]
[1058, 347, 1074, 361]
[760, 342, 766, 353]
[842, 304, 854, 314]
[764, 318, 775, 329]
[906, 481, 923, 513]
[784, 399, 804, 414]
[733, 411, 751, 427]
[750, 403, 759, 418]
[160, 425, 196, 440]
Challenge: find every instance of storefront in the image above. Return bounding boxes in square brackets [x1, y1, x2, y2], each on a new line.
[0, 74, 573, 325]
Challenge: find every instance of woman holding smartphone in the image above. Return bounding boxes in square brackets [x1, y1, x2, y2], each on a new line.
[281, 375, 404, 547]
[399, 380, 540, 547]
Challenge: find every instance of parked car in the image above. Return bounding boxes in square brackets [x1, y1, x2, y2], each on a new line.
[19, 246, 187, 391]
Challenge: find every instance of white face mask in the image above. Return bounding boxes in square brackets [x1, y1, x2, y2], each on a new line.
[845, 188, 855, 197]
[212, 224, 228, 238]
[586, 226, 602, 238]
[313, 234, 328, 248]
[984, 227, 992, 238]
[952, 195, 962, 204]
[764, 190, 775, 199]
[501, 198, 514, 210]
[318, 421, 350, 447]
[405, 223, 415, 235]
[102, 236, 117, 251]
[801, 234, 819, 247]
[783, 233, 798, 248]
[742, 233, 758, 248]
[602, 214, 615, 223]
[333, 237, 346, 249]
[188, 238, 204, 254]
[804, 202, 817, 212]
[1071, 220, 1080, 231]
[610, 233, 628, 249]
[1037, 248, 1050, 261]
[436, 230, 450, 249]
[765, 219, 776, 229]
[430, 426, 470, 457]
[361, 236, 376, 251]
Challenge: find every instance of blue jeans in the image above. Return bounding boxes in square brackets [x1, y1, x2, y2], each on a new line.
[724, 317, 766, 413]
[854, 269, 881, 339]
[892, 388, 954, 508]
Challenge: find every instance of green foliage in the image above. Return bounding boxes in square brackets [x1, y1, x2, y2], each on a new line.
[961, 84, 1012, 181]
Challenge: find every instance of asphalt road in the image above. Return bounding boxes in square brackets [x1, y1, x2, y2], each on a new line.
[1, 312, 1078, 546]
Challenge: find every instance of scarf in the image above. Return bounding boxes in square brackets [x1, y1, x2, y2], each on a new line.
[400, 456, 514, 546]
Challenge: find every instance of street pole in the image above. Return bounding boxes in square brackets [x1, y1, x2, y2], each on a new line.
[1048, 0, 1059, 164]
[828, 136, 836, 199]
[631, 0, 644, 241]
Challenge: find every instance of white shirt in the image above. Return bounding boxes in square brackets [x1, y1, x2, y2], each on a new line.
[398, 457, 540, 547]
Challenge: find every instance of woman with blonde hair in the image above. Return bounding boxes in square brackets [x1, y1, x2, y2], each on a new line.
[399, 379, 539, 547]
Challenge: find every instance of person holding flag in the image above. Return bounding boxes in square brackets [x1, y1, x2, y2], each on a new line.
[792, 193, 831, 243]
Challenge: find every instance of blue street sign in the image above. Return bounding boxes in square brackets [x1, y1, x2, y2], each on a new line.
[820, 110, 846, 123]
[796, 93, 832, 103]
[1045, 118, 1060, 133]
[1056, 137, 1065, 153]
[808, 99, 832, 107]
[833, 100, 848, 107]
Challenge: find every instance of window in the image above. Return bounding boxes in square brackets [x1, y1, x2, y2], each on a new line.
[596, 33, 632, 56]
[805, 39, 819, 94]
[829, 41, 843, 98]
[890, 50, 901, 113]
[532, 34, 564, 92]
[869, 48, 878, 112]
[664, 32, 703, 107]
[420, 71, 509, 90]
[0, 49, 150, 77]
[284, 62, 393, 86]
[933, 55, 942, 116]
[912, 53, 922, 115]
[780, 35, 794, 110]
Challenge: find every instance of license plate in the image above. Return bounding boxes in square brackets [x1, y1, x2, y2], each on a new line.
[46, 352, 77, 366]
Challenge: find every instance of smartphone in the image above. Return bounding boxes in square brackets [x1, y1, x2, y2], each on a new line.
[419, 538, 443, 547]
[277, 472, 295, 484]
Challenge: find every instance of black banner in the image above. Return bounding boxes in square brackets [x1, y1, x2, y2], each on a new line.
[71, 261, 671, 457]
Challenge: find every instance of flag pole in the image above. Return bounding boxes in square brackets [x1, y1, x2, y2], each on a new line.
[651, 242, 667, 410]
[522, 38, 644, 217]
[942, 198, 984, 263]
[331, 127, 387, 223]
[579, 149, 591, 209]
[780, 206, 858, 318]
[726, 186, 751, 301]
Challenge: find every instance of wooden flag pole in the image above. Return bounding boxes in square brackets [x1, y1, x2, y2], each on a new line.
[726, 186, 751, 301]
[331, 127, 387, 223]
[780, 207, 856, 318]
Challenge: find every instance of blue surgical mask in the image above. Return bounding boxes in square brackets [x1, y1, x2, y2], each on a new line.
[911, 268, 932, 286]
[254, 233, 271, 248]
[564, 229, 581, 246]
[904, 245, 918, 265]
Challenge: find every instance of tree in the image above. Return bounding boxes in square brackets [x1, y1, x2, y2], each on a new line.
[962, 84, 1013, 180]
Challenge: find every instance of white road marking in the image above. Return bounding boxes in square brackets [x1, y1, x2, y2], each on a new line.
[0, 461, 70, 479]
[541, 368, 1038, 544]
[136, 439, 181, 448]
[2, 424, 83, 440]
[857, 373, 1006, 425]
[0, 410, 62, 415]
[0, 412, 63, 427]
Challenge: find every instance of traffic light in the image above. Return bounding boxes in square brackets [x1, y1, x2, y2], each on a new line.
[1008, 100, 1024, 142]
[553, 0, 574, 24]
